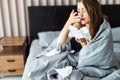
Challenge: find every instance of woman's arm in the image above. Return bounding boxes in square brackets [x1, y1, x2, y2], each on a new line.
[57, 10, 81, 46]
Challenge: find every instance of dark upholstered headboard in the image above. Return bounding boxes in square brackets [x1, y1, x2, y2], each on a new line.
[28, 5, 120, 44]
[28, 6, 76, 43]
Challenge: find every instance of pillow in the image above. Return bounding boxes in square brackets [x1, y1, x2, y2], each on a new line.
[38, 31, 60, 47]
[113, 43, 120, 63]
[111, 27, 120, 42]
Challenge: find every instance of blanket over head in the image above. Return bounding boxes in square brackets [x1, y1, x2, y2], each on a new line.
[26, 19, 119, 80]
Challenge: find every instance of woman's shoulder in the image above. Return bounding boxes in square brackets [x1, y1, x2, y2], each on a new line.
[101, 19, 111, 29]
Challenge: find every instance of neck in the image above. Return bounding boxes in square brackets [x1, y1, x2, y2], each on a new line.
[86, 24, 89, 29]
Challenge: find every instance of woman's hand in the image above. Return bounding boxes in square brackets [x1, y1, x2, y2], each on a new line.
[67, 10, 81, 25]
[75, 38, 87, 47]
[57, 9, 81, 46]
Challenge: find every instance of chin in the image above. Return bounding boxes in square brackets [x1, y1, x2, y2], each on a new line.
[81, 22, 86, 25]
[81, 21, 89, 25]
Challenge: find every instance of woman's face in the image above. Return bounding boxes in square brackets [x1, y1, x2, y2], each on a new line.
[77, 2, 90, 25]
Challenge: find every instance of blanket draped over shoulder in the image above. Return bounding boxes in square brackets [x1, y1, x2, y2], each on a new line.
[27, 19, 119, 80]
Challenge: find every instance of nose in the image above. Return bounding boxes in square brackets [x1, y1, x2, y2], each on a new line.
[78, 11, 83, 17]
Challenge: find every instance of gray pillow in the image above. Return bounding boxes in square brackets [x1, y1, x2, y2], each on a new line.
[38, 31, 60, 47]
[111, 27, 120, 42]
[113, 43, 120, 63]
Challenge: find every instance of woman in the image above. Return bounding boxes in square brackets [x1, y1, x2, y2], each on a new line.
[23, 0, 119, 80]
[57, 0, 104, 47]
[57, 0, 119, 79]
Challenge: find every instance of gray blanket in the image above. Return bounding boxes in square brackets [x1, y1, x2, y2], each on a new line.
[27, 19, 120, 80]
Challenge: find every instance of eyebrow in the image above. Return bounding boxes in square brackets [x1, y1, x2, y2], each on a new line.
[77, 8, 84, 10]
[77, 8, 86, 11]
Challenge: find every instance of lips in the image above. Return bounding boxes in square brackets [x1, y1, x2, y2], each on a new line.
[81, 18, 85, 20]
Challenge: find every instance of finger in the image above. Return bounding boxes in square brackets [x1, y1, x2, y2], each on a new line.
[76, 16, 81, 19]
[81, 42, 87, 46]
[73, 15, 81, 19]
[77, 38, 80, 41]
[71, 9, 78, 15]
[71, 9, 75, 14]
[80, 39, 86, 42]
[72, 18, 81, 23]
[73, 12, 77, 16]
[75, 38, 80, 42]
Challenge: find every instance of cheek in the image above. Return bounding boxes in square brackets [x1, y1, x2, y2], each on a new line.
[83, 15, 90, 24]
[85, 14, 90, 21]
[86, 16, 90, 22]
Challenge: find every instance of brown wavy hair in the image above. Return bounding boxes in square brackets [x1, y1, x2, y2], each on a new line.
[77, 0, 105, 39]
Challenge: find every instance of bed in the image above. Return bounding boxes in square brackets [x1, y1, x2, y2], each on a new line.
[24, 5, 120, 80]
